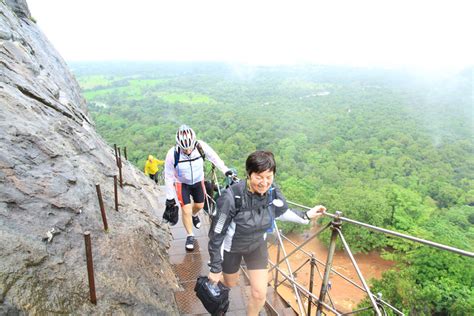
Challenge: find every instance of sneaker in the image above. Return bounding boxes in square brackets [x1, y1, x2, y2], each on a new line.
[192, 215, 201, 229]
[185, 236, 195, 251]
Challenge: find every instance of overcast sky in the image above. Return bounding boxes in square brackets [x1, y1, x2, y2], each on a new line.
[27, 0, 473, 69]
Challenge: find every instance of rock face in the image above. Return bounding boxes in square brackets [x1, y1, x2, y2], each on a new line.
[0, 1, 179, 314]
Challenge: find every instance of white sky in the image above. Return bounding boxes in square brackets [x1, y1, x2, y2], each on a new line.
[27, 0, 473, 69]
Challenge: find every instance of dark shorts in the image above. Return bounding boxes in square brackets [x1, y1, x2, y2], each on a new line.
[175, 181, 206, 207]
[149, 173, 158, 183]
[222, 241, 268, 274]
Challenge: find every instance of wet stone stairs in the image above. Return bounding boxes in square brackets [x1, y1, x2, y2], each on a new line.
[169, 214, 296, 315]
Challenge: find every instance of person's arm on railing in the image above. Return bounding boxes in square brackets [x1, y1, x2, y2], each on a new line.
[273, 185, 326, 223]
[276, 205, 326, 223]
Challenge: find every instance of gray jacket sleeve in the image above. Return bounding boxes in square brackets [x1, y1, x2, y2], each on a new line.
[208, 188, 236, 273]
[275, 209, 310, 224]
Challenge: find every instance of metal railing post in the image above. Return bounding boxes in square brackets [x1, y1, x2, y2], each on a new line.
[114, 175, 118, 211]
[308, 254, 316, 316]
[118, 146, 122, 163]
[274, 223, 306, 315]
[114, 144, 119, 167]
[84, 231, 97, 304]
[337, 229, 381, 315]
[117, 147, 123, 187]
[118, 160, 123, 188]
[316, 211, 342, 316]
[95, 184, 108, 232]
[274, 239, 281, 290]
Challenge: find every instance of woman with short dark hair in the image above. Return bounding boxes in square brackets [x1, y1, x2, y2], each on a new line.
[208, 150, 326, 315]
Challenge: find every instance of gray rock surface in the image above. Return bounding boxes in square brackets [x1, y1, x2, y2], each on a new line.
[0, 1, 179, 314]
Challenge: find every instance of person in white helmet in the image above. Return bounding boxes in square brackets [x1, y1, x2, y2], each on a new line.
[163, 124, 233, 251]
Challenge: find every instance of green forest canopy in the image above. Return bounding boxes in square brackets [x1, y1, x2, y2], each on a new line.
[73, 62, 473, 314]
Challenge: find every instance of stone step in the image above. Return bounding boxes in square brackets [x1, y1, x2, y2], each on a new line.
[264, 286, 297, 316]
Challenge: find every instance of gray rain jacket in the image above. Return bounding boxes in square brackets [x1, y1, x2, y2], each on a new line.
[208, 180, 308, 273]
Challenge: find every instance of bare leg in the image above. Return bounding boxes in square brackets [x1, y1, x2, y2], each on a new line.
[181, 203, 193, 235]
[247, 269, 268, 316]
[223, 272, 240, 288]
[192, 202, 204, 216]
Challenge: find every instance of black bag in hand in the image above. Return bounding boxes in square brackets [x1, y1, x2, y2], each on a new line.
[194, 276, 230, 316]
[163, 199, 179, 226]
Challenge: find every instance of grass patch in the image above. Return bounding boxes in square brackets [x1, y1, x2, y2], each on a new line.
[157, 92, 215, 104]
[80, 77, 169, 101]
[78, 75, 115, 90]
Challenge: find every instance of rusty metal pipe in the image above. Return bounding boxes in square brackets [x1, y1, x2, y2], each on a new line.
[308, 254, 316, 316]
[114, 144, 119, 167]
[84, 231, 97, 305]
[118, 147, 122, 167]
[118, 161, 123, 188]
[114, 175, 118, 211]
[95, 184, 108, 231]
[316, 213, 341, 316]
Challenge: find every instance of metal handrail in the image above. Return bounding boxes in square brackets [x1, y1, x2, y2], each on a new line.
[271, 232, 403, 315]
[269, 220, 367, 314]
[269, 215, 395, 316]
[279, 233, 366, 294]
[323, 211, 474, 258]
[269, 200, 473, 315]
[268, 222, 331, 273]
[267, 259, 341, 315]
[274, 258, 310, 288]
[274, 233, 337, 308]
[206, 189, 472, 314]
[274, 222, 306, 315]
[287, 200, 474, 258]
[336, 228, 381, 315]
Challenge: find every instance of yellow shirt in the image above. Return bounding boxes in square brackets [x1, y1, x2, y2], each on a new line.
[144, 158, 164, 175]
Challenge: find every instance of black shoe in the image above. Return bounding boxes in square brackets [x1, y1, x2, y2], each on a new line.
[185, 236, 195, 251]
[192, 215, 201, 229]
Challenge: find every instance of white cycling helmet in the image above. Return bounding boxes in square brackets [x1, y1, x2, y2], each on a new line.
[176, 125, 196, 150]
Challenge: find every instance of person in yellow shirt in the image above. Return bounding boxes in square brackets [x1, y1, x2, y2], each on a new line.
[144, 155, 164, 184]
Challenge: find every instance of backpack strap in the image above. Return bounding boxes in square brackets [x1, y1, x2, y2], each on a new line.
[173, 142, 206, 168]
[229, 182, 274, 232]
[229, 182, 275, 215]
[196, 142, 206, 160]
[229, 185, 242, 209]
[173, 147, 180, 168]
[267, 185, 276, 232]
[227, 182, 244, 215]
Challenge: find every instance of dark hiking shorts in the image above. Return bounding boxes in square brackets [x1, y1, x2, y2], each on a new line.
[175, 180, 206, 207]
[222, 241, 268, 274]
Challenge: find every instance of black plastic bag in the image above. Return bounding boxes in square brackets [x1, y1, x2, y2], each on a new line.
[194, 276, 230, 316]
[162, 205, 179, 226]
